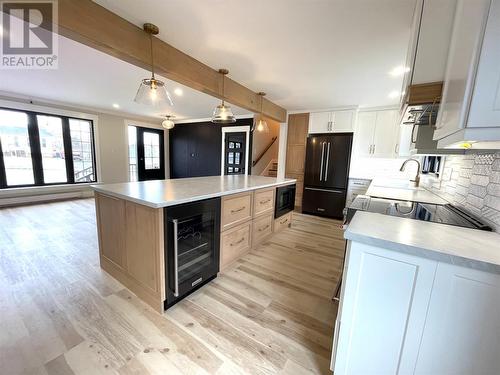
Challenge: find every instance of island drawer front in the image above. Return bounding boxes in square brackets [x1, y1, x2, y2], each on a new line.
[221, 192, 253, 231]
[252, 213, 274, 245]
[253, 188, 275, 217]
[220, 221, 252, 271]
[274, 212, 292, 233]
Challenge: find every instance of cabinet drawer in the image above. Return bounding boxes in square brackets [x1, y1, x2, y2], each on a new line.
[221, 192, 253, 231]
[220, 221, 252, 271]
[252, 213, 273, 246]
[254, 188, 275, 217]
[274, 212, 292, 233]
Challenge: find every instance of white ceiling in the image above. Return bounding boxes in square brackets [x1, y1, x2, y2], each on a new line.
[94, 0, 417, 110]
[0, 35, 250, 121]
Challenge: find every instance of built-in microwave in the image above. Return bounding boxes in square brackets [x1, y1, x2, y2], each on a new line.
[275, 184, 296, 218]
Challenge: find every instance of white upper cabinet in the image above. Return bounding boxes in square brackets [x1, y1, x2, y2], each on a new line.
[435, 0, 500, 147]
[308, 111, 331, 134]
[308, 109, 356, 134]
[352, 109, 399, 158]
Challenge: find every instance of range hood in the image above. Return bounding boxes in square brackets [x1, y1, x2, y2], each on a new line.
[400, 82, 463, 155]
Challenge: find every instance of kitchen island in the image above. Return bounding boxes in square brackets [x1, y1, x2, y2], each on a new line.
[92, 175, 296, 312]
[332, 209, 500, 374]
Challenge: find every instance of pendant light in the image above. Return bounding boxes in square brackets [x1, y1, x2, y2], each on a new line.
[252, 92, 270, 133]
[211, 69, 236, 124]
[134, 23, 173, 107]
[162, 115, 175, 130]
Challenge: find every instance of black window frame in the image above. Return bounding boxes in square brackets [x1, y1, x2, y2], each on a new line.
[0, 106, 98, 189]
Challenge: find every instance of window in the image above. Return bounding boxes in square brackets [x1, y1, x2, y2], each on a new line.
[70, 119, 95, 182]
[0, 107, 97, 188]
[0, 109, 34, 186]
[127, 125, 138, 182]
[143, 131, 160, 170]
[37, 115, 67, 184]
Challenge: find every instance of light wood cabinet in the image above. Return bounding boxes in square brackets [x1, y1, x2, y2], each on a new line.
[220, 220, 252, 271]
[221, 192, 253, 231]
[286, 113, 309, 209]
[308, 110, 356, 134]
[352, 109, 399, 159]
[96, 193, 127, 270]
[274, 212, 292, 233]
[95, 192, 165, 313]
[252, 213, 274, 246]
[253, 188, 275, 217]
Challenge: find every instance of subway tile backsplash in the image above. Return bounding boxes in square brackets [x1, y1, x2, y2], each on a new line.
[422, 151, 500, 232]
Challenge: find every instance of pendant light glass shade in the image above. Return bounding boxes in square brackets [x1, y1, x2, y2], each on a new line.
[255, 117, 269, 133]
[251, 92, 270, 133]
[162, 115, 175, 129]
[212, 103, 236, 124]
[135, 78, 173, 106]
[211, 69, 236, 124]
[134, 23, 173, 107]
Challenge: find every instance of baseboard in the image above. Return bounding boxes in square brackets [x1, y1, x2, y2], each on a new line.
[0, 190, 93, 207]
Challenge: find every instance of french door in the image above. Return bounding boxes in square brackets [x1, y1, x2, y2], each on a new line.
[135, 126, 165, 181]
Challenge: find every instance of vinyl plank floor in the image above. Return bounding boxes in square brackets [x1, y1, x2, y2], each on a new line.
[0, 200, 343, 374]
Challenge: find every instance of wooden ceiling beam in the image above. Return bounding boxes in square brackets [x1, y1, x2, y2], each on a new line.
[56, 0, 287, 122]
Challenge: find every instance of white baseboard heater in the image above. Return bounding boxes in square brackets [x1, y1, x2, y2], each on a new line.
[0, 191, 92, 207]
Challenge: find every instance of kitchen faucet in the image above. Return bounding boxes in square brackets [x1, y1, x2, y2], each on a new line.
[400, 158, 421, 187]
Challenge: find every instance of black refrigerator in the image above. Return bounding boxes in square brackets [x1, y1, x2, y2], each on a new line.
[302, 133, 353, 219]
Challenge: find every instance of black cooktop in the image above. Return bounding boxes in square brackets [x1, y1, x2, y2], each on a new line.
[347, 195, 492, 231]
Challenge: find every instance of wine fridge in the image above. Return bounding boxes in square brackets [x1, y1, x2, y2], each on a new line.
[164, 197, 221, 309]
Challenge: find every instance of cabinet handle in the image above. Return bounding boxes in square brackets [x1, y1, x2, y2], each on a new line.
[280, 218, 288, 225]
[230, 237, 245, 246]
[368, 144, 372, 154]
[231, 206, 246, 214]
[259, 199, 271, 204]
[372, 144, 376, 154]
[395, 143, 399, 154]
[317, 208, 326, 212]
[258, 224, 270, 232]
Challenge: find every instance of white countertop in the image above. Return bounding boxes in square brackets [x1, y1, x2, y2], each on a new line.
[91, 175, 296, 208]
[346, 211, 500, 273]
[365, 178, 448, 205]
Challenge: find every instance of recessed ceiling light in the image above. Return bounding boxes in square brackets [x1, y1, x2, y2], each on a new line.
[112, 103, 120, 109]
[174, 88, 183, 96]
[389, 66, 410, 77]
[388, 90, 402, 99]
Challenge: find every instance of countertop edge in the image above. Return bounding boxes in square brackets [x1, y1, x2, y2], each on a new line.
[345, 212, 500, 274]
[91, 179, 296, 209]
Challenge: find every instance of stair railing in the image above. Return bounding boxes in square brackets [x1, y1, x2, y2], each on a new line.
[252, 136, 277, 167]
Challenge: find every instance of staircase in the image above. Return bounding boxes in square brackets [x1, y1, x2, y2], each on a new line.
[262, 159, 278, 177]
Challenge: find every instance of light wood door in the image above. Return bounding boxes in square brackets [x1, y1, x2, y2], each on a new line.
[308, 111, 332, 133]
[468, 0, 500, 128]
[332, 110, 355, 133]
[95, 193, 127, 270]
[412, 263, 500, 374]
[434, 0, 491, 140]
[352, 111, 376, 158]
[333, 241, 437, 374]
[372, 110, 399, 157]
[286, 113, 309, 209]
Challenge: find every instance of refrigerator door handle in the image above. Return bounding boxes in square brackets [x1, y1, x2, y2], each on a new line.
[319, 142, 325, 181]
[324, 142, 331, 181]
[305, 187, 344, 194]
